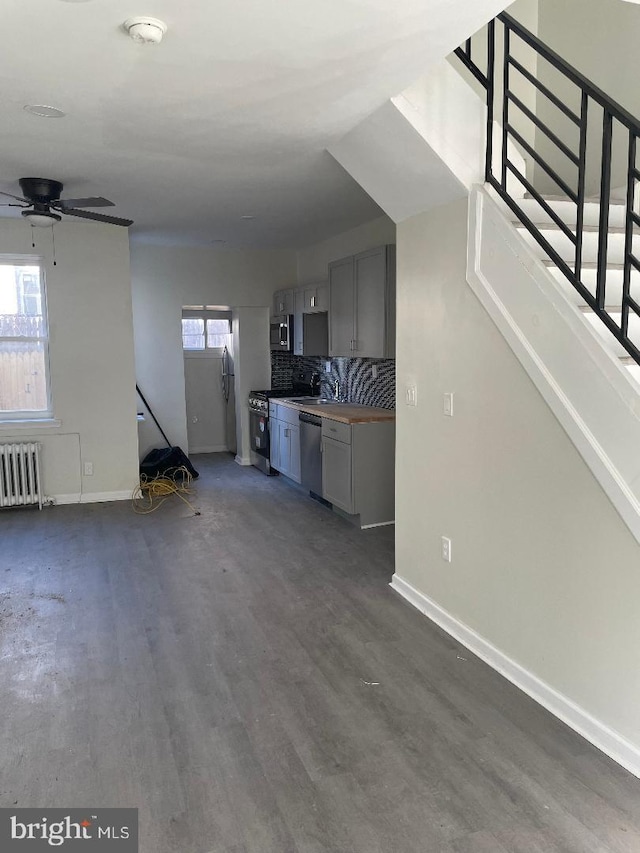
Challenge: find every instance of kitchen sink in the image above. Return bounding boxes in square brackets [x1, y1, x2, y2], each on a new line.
[282, 396, 338, 405]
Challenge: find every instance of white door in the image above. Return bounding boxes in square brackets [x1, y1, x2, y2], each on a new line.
[184, 353, 228, 453]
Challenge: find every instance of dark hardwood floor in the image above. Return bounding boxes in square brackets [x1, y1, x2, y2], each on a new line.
[1, 453, 640, 852]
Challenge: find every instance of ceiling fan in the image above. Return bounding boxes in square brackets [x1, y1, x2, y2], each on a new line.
[0, 177, 133, 227]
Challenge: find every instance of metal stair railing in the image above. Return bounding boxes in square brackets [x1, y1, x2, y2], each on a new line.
[454, 11, 640, 366]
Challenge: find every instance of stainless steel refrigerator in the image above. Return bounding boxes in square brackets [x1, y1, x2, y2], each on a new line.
[221, 344, 237, 455]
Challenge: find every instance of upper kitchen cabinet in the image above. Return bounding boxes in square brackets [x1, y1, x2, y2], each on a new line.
[292, 288, 304, 356]
[328, 245, 396, 358]
[303, 282, 329, 314]
[273, 288, 294, 317]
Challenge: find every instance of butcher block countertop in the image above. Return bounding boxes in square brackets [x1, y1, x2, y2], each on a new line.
[277, 399, 396, 425]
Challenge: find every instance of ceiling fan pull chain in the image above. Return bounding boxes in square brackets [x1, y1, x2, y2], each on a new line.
[30, 225, 35, 250]
[51, 225, 57, 266]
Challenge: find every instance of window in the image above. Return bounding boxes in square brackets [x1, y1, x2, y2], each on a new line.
[0, 260, 51, 419]
[181, 308, 232, 351]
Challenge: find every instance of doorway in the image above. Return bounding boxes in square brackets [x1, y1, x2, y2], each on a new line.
[182, 307, 236, 454]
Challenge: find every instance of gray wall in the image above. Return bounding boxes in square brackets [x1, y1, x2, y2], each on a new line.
[395, 195, 640, 750]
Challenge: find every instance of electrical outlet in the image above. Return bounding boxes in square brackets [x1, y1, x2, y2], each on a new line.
[83, 461, 94, 477]
[443, 392, 454, 417]
[405, 384, 417, 406]
[325, 360, 331, 373]
[371, 364, 378, 379]
[441, 536, 452, 562]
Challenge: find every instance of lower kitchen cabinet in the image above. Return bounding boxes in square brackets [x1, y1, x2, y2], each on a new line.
[270, 404, 301, 484]
[321, 418, 395, 527]
[321, 436, 353, 513]
[277, 420, 301, 483]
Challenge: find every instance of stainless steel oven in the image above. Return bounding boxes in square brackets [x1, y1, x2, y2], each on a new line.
[248, 395, 272, 475]
[270, 314, 293, 352]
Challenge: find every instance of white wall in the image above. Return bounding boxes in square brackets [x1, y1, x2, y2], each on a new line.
[395, 196, 640, 756]
[535, 0, 640, 194]
[0, 219, 139, 502]
[296, 216, 396, 283]
[130, 244, 296, 457]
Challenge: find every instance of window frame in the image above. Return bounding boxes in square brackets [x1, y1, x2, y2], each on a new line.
[0, 255, 53, 422]
[181, 308, 231, 356]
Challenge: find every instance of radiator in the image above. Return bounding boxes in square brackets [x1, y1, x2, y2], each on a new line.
[0, 443, 42, 510]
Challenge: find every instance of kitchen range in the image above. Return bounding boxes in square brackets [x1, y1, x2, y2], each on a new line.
[248, 371, 320, 476]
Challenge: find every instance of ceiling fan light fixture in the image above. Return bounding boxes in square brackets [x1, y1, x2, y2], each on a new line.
[22, 210, 62, 228]
[124, 17, 167, 45]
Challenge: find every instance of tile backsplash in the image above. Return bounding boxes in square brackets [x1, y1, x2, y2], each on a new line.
[271, 353, 396, 409]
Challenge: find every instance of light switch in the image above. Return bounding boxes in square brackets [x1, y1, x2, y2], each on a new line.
[371, 364, 378, 379]
[443, 392, 454, 417]
[406, 385, 417, 406]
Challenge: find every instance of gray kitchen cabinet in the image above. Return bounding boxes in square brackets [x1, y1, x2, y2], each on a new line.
[293, 288, 304, 355]
[328, 245, 396, 358]
[278, 421, 301, 483]
[303, 282, 329, 313]
[328, 256, 355, 356]
[270, 404, 301, 484]
[273, 288, 294, 317]
[321, 417, 395, 527]
[322, 435, 353, 513]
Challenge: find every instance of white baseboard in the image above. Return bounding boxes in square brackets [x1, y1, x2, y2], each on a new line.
[81, 491, 132, 503]
[235, 455, 252, 466]
[190, 445, 228, 454]
[52, 490, 132, 505]
[361, 519, 396, 529]
[51, 493, 81, 505]
[390, 573, 640, 779]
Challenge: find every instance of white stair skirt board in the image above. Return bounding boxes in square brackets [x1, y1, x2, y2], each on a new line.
[467, 186, 640, 547]
[390, 574, 640, 779]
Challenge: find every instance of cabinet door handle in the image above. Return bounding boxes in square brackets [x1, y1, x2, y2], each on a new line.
[311, 295, 316, 308]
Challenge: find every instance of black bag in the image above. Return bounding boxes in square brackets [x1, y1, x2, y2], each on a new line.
[136, 384, 199, 480]
[140, 447, 199, 480]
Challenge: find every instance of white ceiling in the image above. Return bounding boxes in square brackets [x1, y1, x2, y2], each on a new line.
[0, 0, 508, 248]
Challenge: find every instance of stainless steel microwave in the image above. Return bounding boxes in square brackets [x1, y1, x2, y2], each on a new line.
[270, 314, 293, 352]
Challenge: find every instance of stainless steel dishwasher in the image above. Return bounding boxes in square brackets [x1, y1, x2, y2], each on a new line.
[299, 412, 323, 496]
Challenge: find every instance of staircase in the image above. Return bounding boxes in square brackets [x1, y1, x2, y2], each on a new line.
[455, 11, 640, 377]
[495, 191, 640, 386]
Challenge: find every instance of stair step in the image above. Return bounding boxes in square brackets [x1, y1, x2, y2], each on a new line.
[524, 192, 626, 206]
[515, 225, 636, 265]
[496, 192, 627, 229]
[579, 305, 622, 314]
[577, 309, 640, 357]
[513, 221, 627, 236]
[543, 260, 626, 271]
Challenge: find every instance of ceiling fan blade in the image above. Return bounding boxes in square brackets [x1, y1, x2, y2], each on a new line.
[0, 203, 29, 208]
[0, 190, 28, 203]
[62, 207, 133, 227]
[56, 196, 115, 210]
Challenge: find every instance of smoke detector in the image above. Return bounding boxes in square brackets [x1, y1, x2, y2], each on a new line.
[123, 16, 167, 45]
